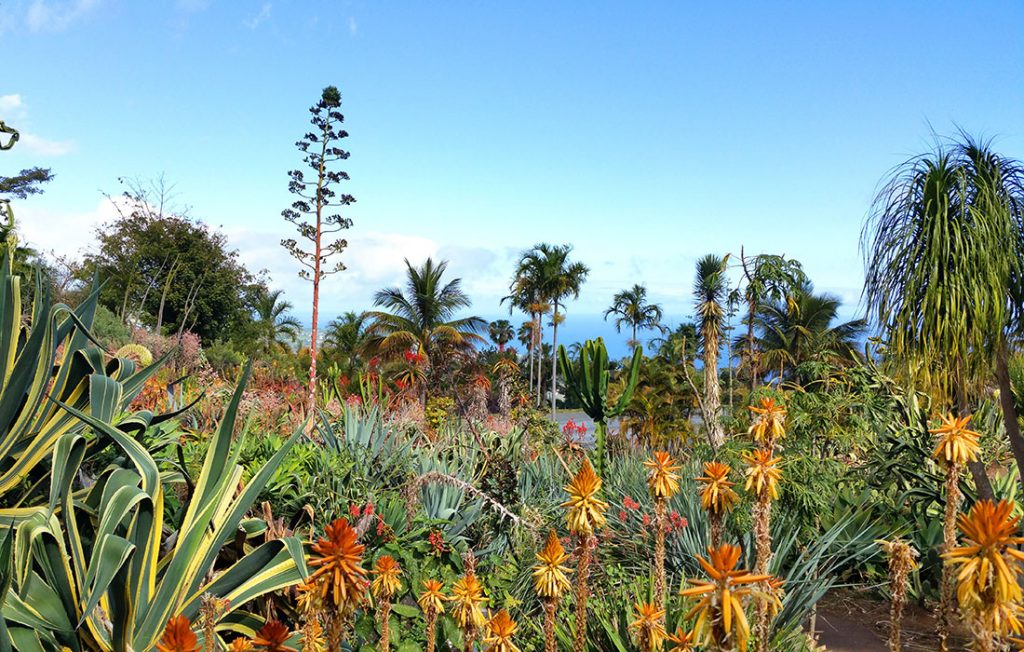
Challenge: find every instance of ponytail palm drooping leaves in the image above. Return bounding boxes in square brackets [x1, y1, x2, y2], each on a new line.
[365, 258, 486, 390]
[862, 135, 1024, 503]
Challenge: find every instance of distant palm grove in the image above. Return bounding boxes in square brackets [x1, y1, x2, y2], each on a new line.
[3, 87, 1024, 652]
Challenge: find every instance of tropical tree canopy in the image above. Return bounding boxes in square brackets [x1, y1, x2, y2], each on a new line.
[364, 257, 486, 367]
[604, 283, 665, 347]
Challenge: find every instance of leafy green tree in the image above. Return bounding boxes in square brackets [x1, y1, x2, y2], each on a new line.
[251, 287, 301, 355]
[365, 258, 486, 397]
[862, 134, 1024, 500]
[0, 167, 53, 199]
[694, 254, 729, 448]
[280, 85, 355, 416]
[84, 191, 253, 343]
[488, 318, 514, 351]
[604, 283, 665, 349]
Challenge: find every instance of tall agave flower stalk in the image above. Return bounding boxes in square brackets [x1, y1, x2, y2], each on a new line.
[679, 544, 782, 652]
[944, 500, 1024, 652]
[876, 538, 919, 652]
[696, 461, 739, 547]
[451, 555, 488, 652]
[930, 413, 982, 652]
[308, 517, 369, 650]
[644, 451, 681, 604]
[371, 555, 403, 652]
[418, 580, 447, 652]
[744, 449, 782, 652]
[484, 609, 521, 652]
[532, 529, 572, 652]
[561, 457, 609, 652]
[629, 601, 668, 652]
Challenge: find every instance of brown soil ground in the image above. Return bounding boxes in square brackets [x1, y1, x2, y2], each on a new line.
[813, 589, 970, 651]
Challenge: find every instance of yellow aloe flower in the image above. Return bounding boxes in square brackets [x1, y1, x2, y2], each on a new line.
[308, 518, 368, 612]
[629, 601, 667, 652]
[532, 529, 572, 599]
[666, 626, 698, 652]
[944, 500, 1024, 614]
[644, 451, 682, 499]
[747, 397, 786, 444]
[484, 609, 520, 652]
[696, 461, 740, 516]
[743, 449, 782, 501]
[929, 413, 982, 466]
[680, 544, 781, 652]
[371, 555, 403, 599]
[450, 572, 487, 631]
[418, 579, 447, 614]
[561, 458, 609, 535]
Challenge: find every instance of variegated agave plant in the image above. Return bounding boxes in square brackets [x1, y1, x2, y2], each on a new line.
[0, 363, 309, 651]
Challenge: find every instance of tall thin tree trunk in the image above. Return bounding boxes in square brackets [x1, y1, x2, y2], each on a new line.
[535, 314, 544, 407]
[551, 301, 559, 419]
[704, 329, 725, 448]
[748, 298, 758, 390]
[996, 341, 1024, 491]
[527, 312, 535, 396]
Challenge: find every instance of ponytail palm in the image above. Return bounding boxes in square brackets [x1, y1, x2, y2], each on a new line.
[863, 136, 1024, 452]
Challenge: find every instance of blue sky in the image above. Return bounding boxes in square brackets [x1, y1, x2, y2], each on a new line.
[3, 1, 1023, 356]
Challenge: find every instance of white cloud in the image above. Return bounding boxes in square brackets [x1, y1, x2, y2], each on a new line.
[0, 94, 24, 114]
[347, 16, 357, 35]
[19, 132, 75, 156]
[17, 196, 122, 258]
[244, 2, 271, 30]
[25, 0, 99, 33]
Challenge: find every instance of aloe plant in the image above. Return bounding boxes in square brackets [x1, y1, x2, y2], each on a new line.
[557, 338, 641, 474]
[0, 366, 308, 651]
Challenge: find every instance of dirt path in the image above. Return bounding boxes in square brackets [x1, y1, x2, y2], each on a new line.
[814, 590, 970, 651]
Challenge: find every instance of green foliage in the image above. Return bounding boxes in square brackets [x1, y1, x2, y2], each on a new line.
[90, 304, 131, 348]
[0, 248, 161, 524]
[2, 365, 308, 651]
[204, 339, 245, 377]
[558, 338, 641, 474]
[83, 182, 257, 342]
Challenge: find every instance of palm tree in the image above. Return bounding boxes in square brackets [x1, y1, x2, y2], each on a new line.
[604, 284, 665, 349]
[752, 283, 866, 384]
[862, 135, 1024, 507]
[504, 255, 549, 406]
[694, 254, 729, 448]
[528, 243, 589, 418]
[736, 251, 806, 389]
[365, 258, 486, 396]
[252, 288, 301, 355]
[488, 319, 514, 351]
[322, 310, 369, 375]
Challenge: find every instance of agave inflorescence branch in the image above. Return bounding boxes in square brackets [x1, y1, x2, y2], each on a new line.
[645, 451, 681, 605]
[561, 457, 609, 652]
